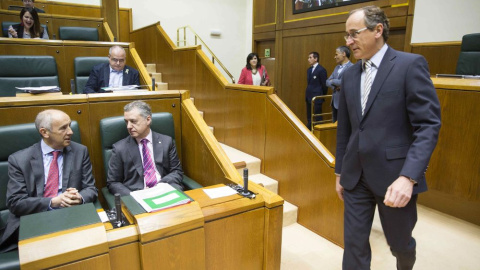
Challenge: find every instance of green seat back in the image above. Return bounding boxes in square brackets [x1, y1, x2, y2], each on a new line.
[73, 57, 108, 94]
[0, 55, 59, 96]
[59, 26, 99, 41]
[456, 33, 480, 75]
[0, 122, 80, 226]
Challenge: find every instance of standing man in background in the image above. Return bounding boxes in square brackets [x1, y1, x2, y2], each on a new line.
[305, 51, 327, 129]
[335, 5, 441, 270]
[326, 46, 352, 122]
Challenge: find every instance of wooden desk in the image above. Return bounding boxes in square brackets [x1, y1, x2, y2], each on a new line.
[18, 204, 110, 270]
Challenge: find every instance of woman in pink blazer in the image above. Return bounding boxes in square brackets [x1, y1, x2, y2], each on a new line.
[238, 53, 270, 86]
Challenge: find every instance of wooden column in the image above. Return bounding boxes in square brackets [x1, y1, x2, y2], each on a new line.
[101, 0, 119, 40]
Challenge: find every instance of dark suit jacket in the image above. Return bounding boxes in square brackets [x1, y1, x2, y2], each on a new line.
[335, 46, 441, 197]
[84, 63, 140, 93]
[0, 141, 98, 252]
[306, 64, 327, 102]
[107, 131, 184, 196]
[326, 61, 353, 109]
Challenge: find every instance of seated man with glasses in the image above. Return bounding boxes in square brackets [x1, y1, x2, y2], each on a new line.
[84, 45, 140, 93]
[22, 0, 45, 13]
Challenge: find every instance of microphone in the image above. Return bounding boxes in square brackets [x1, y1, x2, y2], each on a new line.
[152, 78, 156, 91]
[114, 193, 123, 227]
[242, 168, 249, 195]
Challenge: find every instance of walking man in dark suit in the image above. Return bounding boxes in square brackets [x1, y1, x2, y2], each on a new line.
[0, 109, 98, 252]
[326, 46, 352, 122]
[306, 51, 328, 129]
[107, 101, 184, 196]
[335, 6, 441, 270]
[84, 45, 140, 93]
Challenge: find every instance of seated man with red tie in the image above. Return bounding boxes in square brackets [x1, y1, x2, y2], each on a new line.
[107, 101, 184, 196]
[0, 109, 98, 253]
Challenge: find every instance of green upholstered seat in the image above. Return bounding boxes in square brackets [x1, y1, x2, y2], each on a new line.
[99, 113, 202, 209]
[2, 21, 48, 38]
[456, 33, 480, 75]
[58, 26, 99, 41]
[73, 57, 108, 94]
[0, 122, 80, 269]
[0, 55, 59, 97]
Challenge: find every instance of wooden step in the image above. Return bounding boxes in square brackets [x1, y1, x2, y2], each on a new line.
[155, 82, 168, 90]
[149, 72, 163, 82]
[145, 64, 156, 73]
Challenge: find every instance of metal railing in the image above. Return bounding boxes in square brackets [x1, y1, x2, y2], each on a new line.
[311, 94, 334, 131]
[177, 25, 235, 84]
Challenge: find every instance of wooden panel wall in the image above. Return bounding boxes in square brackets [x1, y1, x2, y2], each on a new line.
[1, 0, 102, 17]
[411, 43, 461, 75]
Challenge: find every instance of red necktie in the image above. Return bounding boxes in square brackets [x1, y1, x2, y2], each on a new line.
[44, 151, 60, 197]
[141, 139, 157, 188]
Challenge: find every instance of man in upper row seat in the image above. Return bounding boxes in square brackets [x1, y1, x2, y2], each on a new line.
[84, 45, 140, 93]
[107, 101, 184, 196]
[23, 0, 45, 14]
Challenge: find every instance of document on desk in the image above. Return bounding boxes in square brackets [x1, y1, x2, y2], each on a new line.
[101, 85, 139, 91]
[203, 186, 238, 199]
[130, 183, 192, 213]
[15, 86, 61, 93]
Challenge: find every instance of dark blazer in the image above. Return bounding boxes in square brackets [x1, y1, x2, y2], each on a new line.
[0, 141, 98, 252]
[335, 46, 441, 197]
[10, 23, 47, 39]
[326, 61, 353, 109]
[306, 64, 327, 102]
[84, 63, 140, 93]
[107, 131, 184, 196]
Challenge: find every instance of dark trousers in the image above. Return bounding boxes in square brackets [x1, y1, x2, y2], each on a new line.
[306, 99, 323, 129]
[343, 176, 417, 270]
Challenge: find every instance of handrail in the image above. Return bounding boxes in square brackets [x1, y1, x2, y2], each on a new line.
[311, 94, 333, 131]
[176, 25, 235, 84]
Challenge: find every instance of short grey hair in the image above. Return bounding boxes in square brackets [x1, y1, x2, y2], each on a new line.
[109, 45, 125, 56]
[349, 5, 390, 42]
[124, 101, 152, 119]
[35, 109, 56, 132]
[337, 45, 351, 59]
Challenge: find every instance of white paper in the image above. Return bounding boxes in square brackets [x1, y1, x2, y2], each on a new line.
[15, 86, 61, 92]
[203, 186, 238, 199]
[97, 211, 109, 223]
[102, 85, 139, 91]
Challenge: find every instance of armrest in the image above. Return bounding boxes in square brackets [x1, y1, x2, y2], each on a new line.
[182, 175, 202, 190]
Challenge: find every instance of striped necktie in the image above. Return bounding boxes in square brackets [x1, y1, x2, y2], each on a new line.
[141, 139, 157, 188]
[44, 151, 60, 197]
[362, 60, 373, 115]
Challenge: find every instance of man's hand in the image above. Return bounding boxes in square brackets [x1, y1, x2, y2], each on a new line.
[384, 176, 414, 208]
[336, 175, 344, 201]
[50, 188, 83, 208]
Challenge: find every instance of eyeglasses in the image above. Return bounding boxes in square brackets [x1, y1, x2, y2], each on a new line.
[110, 58, 125, 63]
[344, 27, 369, 41]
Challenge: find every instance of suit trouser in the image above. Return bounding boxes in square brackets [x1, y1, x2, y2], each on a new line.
[306, 98, 323, 129]
[343, 176, 417, 270]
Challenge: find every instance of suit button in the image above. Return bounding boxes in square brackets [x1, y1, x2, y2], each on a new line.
[360, 126, 364, 131]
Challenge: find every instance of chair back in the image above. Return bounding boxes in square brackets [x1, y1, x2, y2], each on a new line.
[456, 33, 480, 75]
[74, 57, 109, 94]
[0, 55, 59, 96]
[99, 112, 175, 179]
[0, 121, 80, 227]
[59, 26, 99, 41]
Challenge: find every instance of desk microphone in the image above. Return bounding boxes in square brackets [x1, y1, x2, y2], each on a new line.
[242, 168, 249, 195]
[152, 78, 156, 91]
[114, 193, 123, 227]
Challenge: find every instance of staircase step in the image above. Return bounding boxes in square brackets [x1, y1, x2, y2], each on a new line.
[150, 72, 163, 82]
[155, 82, 168, 90]
[208, 125, 214, 134]
[198, 111, 204, 118]
[190, 97, 195, 103]
[249, 173, 278, 194]
[145, 64, 156, 73]
[283, 201, 298, 227]
[219, 143, 261, 175]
